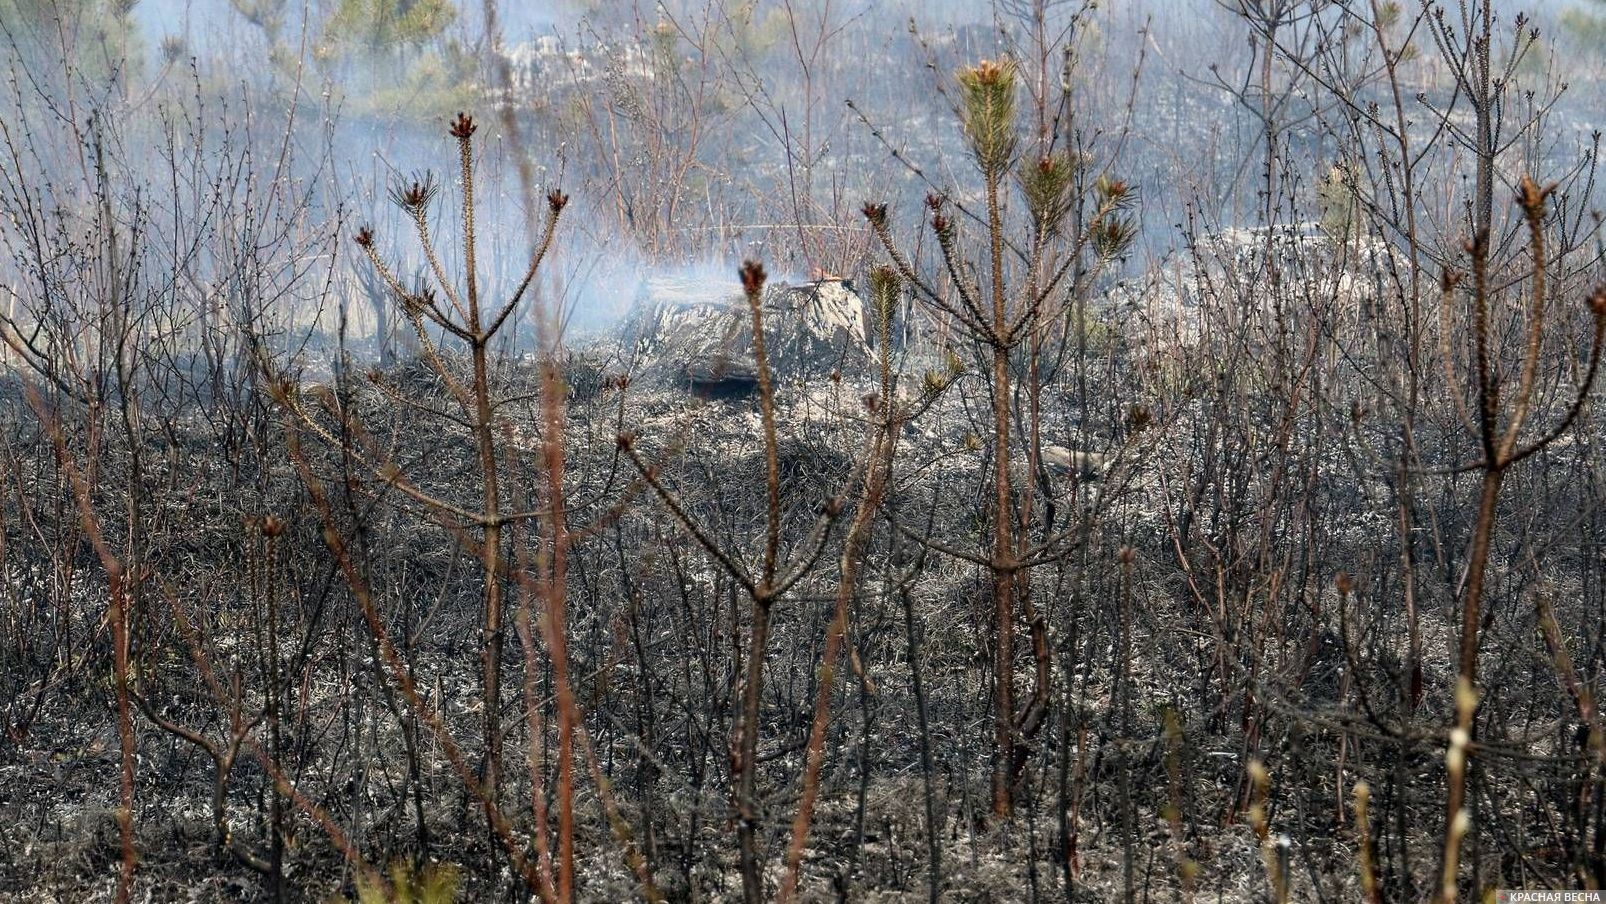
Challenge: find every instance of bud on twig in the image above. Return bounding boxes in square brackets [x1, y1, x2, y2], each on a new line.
[740, 260, 767, 296]
[1439, 266, 1460, 292]
[390, 172, 438, 211]
[1517, 174, 1557, 218]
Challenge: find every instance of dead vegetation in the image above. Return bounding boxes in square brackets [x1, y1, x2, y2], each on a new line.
[2, 0, 1606, 902]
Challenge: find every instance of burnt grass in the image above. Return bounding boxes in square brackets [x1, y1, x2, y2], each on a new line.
[0, 338, 1601, 903]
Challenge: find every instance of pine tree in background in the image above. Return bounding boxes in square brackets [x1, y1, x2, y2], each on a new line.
[323, 0, 456, 56]
[318, 0, 465, 118]
[227, 0, 472, 119]
[1560, 0, 1606, 50]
